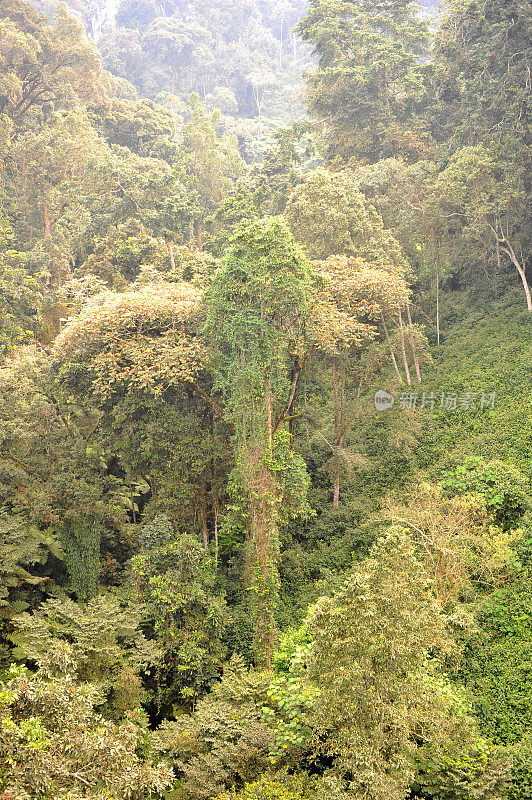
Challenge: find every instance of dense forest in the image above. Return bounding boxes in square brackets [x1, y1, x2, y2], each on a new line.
[0, 0, 531, 798]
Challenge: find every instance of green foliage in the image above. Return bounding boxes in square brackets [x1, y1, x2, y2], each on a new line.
[207, 216, 312, 665]
[2, 1, 532, 798]
[440, 456, 529, 530]
[151, 653, 275, 800]
[430, 0, 531, 150]
[94, 384, 230, 542]
[0, 513, 62, 641]
[432, 143, 531, 310]
[54, 281, 206, 399]
[297, 0, 432, 164]
[283, 169, 403, 263]
[0, 218, 43, 357]
[217, 771, 317, 800]
[0, 0, 108, 129]
[99, 0, 309, 153]
[181, 96, 245, 244]
[412, 677, 510, 800]
[132, 515, 230, 707]
[265, 638, 318, 760]
[351, 156, 441, 268]
[304, 529, 451, 799]
[0, 348, 134, 595]
[60, 515, 101, 601]
[90, 97, 177, 158]
[458, 571, 532, 745]
[0, 648, 173, 799]
[206, 216, 310, 415]
[417, 295, 532, 480]
[12, 594, 156, 718]
[271, 625, 311, 675]
[4, 106, 111, 285]
[507, 737, 532, 800]
[79, 218, 169, 288]
[383, 482, 517, 606]
[206, 177, 266, 257]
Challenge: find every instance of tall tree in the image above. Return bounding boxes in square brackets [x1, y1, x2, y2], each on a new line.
[53, 279, 231, 553]
[54, 281, 208, 402]
[0, 648, 173, 798]
[142, 17, 214, 95]
[6, 109, 109, 284]
[206, 217, 312, 666]
[0, 0, 109, 129]
[132, 514, 230, 709]
[306, 530, 451, 799]
[430, 0, 531, 151]
[297, 0, 432, 164]
[181, 96, 244, 249]
[283, 168, 404, 263]
[308, 255, 411, 506]
[0, 216, 43, 357]
[0, 348, 134, 599]
[433, 144, 532, 312]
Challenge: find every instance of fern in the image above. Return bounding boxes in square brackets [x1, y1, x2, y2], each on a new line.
[0, 513, 62, 616]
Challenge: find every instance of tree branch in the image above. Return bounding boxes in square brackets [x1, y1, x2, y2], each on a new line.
[0, 451, 42, 482]
[182, 379, 232, 429]
[273, 360, 301, 433]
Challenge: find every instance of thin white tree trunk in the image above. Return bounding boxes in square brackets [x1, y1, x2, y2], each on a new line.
[398, 311, 412, 386]
[381, 312, 403, 384]
[436, 269, 440, 346]
[505, 246, 532, 312]
[406, 304, 422, 383]
[491, 220, 532, 312]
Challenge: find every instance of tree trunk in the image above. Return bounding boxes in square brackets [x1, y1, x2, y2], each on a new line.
[333, 459, 340, 510]
[198, 480, 209, 551]
[196, 217, 204, 251]
[43, 203, 51, 238]
[241, 389, 281, 669]
[211, 461, 219, 568]
[398, 311, 412, 386]
[436, 269, 440, 346]
[128, 479, 137, 524]
[492, 220, 532, 312]
[245, 450, 279, 670]
[303, 371, 309, 443]
[167, 239, 175, 271]
[332, 361, 345, 510]
[504, 245, 532, 312]
[406, 303, 422, 383]
[273, 361, 301, 434]
[381, 312, 403, 384]
[249, 496, 278, 669]
[333, 361, 339, 443]
[383, 65, 390, 109]
[340, 363, 345, 431]
[266, 391, 273, 454]
[213, 501, 219, 567]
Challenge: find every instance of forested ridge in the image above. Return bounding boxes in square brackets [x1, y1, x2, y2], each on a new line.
[0, 0, 531, 798]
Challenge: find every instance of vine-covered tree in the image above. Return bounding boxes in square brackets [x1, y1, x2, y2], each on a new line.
[207, 217, 312, 666]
